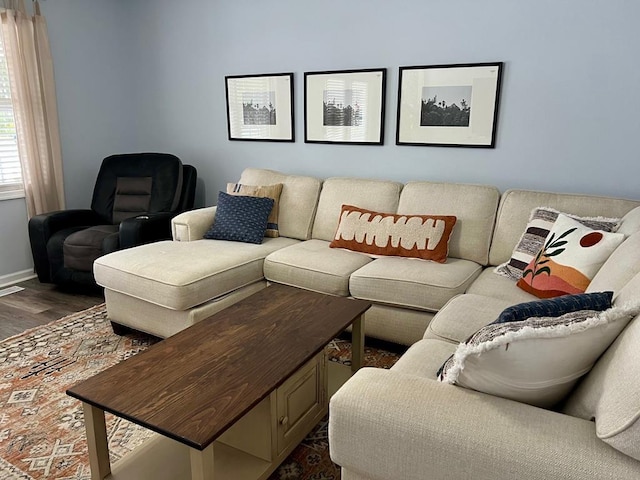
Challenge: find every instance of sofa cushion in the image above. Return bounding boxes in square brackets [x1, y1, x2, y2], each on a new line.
[562, 311, 640, 461]
[616, 269, 640, 306]
[330, 204, 457, 262]
[466, 268, 538, 304]
[516, 214, 624, 298]
[424, 294, 514, 344]
[397, 181, 500, 265]
[390, 339, 456, 380]
[361, 305, 435, 346]
[94, 237, 299, 310]
[587, 231, 640, 298]
[226, 182, 283, 237]
[563, 270, 640, 461]
[489, 190, 638, 268]
[349, 257, 482, 312]
[426, 292, 612, 346]
[495, 207, 621, 281]
[238, 168, 322, 240]
[617, 205, 640, 237]
[203, 192, 274, 244]
[438, 304, 639, 408]
[311, 177, 402, 241]
[263, 239, 372, 296]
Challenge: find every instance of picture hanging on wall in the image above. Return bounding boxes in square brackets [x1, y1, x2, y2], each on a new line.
[396, 62, 503, 148]
[304, 68, 386, 145]
[225, 72, 294, 142]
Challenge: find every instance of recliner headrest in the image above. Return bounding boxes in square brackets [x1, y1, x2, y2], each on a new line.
[91, 153, 183, 223]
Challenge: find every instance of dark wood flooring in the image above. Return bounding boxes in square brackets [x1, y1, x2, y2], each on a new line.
[0, 278, 103, 341]
[0, 278, 408, 355]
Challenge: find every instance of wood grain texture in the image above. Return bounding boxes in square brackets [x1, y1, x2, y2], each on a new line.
[67, 284, 371, 450]
[0, 279, 103, 340]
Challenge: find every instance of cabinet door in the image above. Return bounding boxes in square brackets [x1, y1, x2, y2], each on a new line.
[276, 352, 327, 455]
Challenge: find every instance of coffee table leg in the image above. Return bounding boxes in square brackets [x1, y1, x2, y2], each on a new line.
[351, 314, 364, 373]
[190, 443, 214, 479]
[82, 403, 111, 480]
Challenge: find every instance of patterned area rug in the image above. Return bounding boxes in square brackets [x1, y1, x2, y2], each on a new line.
[0, 304, 401, 479]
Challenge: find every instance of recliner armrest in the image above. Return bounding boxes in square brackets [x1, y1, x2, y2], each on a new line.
[119, 212, 175, 249]
[171, 206, 217, 241]
[329, 368, 640, 480]
[29, 209, 103, 233]
[28, 209, 102, 282]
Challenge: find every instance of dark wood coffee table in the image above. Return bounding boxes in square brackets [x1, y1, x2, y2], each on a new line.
[67, 284, 371, 480]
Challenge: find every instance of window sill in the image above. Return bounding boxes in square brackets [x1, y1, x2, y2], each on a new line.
[0, 189, 25, 201]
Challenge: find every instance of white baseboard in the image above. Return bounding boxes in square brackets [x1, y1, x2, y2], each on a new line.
[0, 269, 36, 288]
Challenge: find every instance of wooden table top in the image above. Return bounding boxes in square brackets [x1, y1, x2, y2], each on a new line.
[66, 284, 371, 450]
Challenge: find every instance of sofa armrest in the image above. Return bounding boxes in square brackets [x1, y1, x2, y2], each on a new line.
[171, 206, 217, 241]
[329, 368, 640, 480]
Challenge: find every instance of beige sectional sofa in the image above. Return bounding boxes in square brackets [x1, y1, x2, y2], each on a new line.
[95, 168, 640, 477]
[95, 168, 503, 344]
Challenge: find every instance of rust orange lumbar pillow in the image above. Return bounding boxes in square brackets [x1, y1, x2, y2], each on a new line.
[330, 204, 457, 263]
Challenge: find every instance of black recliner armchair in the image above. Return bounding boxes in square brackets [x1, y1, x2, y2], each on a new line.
[29, 152, 197, 288]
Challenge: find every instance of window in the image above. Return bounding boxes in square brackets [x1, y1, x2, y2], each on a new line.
[0, 31, 22, 200]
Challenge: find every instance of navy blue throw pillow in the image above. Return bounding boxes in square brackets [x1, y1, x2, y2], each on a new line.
[203, 191, 274, 244]
[492, 291, 614, 324]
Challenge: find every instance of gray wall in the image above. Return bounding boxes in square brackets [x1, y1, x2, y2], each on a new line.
[44, 0, 138, 208]
[2, 0, 639, 280]
[125, 0, 640, 204]
[0, 198, 32, 283]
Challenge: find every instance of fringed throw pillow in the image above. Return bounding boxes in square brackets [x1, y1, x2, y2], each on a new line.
[438, 303, 639, 408]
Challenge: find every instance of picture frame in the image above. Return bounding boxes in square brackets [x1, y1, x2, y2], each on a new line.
[304, 68, 386, 145]
[225, 72, 294, 142]
[396, 62, 503, 148]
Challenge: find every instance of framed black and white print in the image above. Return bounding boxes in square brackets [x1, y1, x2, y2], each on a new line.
[225, 72, 294, 142]
[304, 68, 386, 145]
[396, 62, 503, 148]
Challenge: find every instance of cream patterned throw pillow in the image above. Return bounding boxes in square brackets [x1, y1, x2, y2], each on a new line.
[494, 207, 621, 281]
[227, 183, 283, 237]
[516, 214, 624, 298]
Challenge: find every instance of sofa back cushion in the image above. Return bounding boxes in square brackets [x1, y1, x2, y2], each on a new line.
[563, 271, 640, 461]
[489, 190, 639, 267]
[238, 168, 322, 241]
[311, 177, 402, 241]
[398, 182, 500, 265]
[587, 231, 640, 298]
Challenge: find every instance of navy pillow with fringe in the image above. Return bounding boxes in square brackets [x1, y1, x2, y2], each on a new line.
[493, 291, 614, 324]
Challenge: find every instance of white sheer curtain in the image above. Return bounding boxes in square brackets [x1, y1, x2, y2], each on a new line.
[0, 0, 64, 216]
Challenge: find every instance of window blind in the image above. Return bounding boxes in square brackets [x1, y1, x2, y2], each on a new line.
[0, 31, 22, 199]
